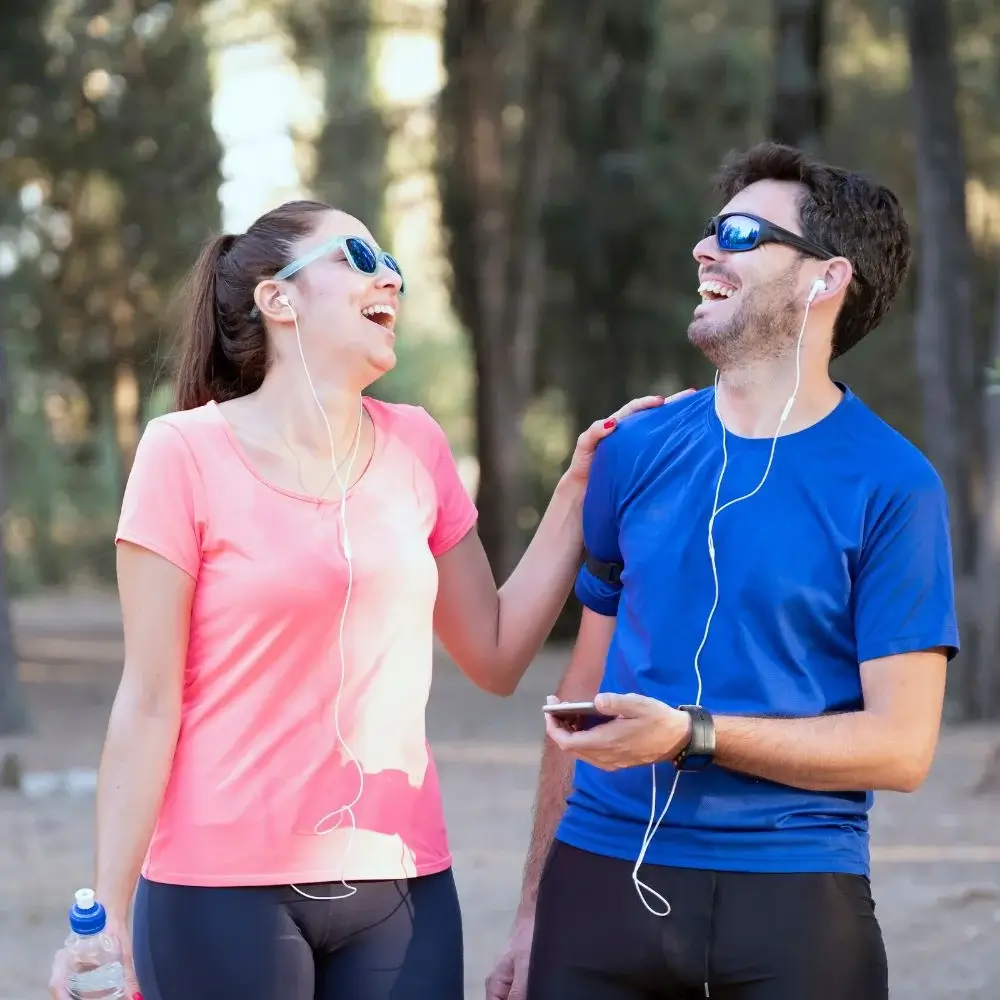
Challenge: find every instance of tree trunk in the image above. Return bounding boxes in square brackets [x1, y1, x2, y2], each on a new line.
[555, 0, 662, 422]
[439, 0, 560, 580]
[975, 272, 1000, 781]
[536, 0, 662, 639]
[285, 1, 389, 240]
[770, 0, 827, 152]
[903, 0, 982, 717]
[0, 329, 29, 736]
[0, 542, 26, 736]
[975, 268, 1000, 719]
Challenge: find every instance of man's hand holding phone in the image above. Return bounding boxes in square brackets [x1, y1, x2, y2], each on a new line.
[541, 698, 616, 733]
[544, 692, 692, 770]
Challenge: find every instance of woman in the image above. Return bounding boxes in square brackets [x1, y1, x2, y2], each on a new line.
[48, 199, 685, 1000]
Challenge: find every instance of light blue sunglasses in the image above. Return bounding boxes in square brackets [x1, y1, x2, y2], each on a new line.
[250, 235, 405, 317]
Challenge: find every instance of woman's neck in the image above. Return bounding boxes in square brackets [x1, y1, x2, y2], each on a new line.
[254, 364, 366, 456]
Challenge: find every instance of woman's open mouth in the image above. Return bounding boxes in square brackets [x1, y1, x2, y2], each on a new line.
[361, 303, 396, 331]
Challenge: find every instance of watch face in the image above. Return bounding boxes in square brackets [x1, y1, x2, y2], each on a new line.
[677, 753, 713, 772]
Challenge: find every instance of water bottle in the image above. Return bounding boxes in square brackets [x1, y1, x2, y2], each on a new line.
[63, 888, 126, 999]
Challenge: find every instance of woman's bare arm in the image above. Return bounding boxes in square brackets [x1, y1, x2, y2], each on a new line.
[94, 543, 191, 919]
[433, 391, 691, 694]
[433, 475, 584, 695]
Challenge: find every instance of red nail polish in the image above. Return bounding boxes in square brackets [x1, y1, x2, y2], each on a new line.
[133, 993, 143, 1000]
[603, 418, 616, 429]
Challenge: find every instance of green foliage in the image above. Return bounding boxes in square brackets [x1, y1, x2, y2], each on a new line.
[1, 0, 222, 589]
[825, 0, 1000, 445]
[540, 0, 771, 406]
[2, 0, 1000, 601]
[533, 0, 1000, 475]
[529, 0, 772, 543]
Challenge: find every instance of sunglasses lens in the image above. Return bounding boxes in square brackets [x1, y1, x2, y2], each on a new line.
[717, 215, 761, 252]
[344, 237, 378, 274]
[383, 253, 405, 295]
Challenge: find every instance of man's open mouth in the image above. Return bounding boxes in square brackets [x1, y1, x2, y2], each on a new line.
[698, 280, 737, 302]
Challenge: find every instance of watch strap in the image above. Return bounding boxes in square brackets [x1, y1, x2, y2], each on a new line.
[674, 704, 716, 770]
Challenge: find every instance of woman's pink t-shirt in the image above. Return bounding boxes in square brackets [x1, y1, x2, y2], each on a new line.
[115, 398, 478, 886]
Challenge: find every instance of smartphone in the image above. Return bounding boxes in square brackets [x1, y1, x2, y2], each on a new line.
[542, 700, 616, 732]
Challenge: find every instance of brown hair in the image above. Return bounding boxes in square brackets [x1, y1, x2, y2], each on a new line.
[173, 200, 332, 410]
[714, 142, 911, 357]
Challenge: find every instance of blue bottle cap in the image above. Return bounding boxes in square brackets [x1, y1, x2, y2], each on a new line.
[69, 888, 107, 935]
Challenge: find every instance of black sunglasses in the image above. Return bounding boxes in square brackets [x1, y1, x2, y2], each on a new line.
[704, 213, 834, 262]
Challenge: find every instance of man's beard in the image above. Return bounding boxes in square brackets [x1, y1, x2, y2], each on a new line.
[687, 268, 801, 369]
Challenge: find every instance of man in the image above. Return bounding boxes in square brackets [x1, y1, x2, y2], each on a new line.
[486, 142, 958, 1000]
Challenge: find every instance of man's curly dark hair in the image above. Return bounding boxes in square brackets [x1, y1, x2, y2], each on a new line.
[715, 142, 912, 357]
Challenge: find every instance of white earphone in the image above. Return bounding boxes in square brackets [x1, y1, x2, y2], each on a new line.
[274, 288, 365, 903]
[631, 272, 828, 922]
[807, 277, 827, 303]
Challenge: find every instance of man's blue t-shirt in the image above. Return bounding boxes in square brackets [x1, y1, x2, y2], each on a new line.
[556, 384, 959, 877]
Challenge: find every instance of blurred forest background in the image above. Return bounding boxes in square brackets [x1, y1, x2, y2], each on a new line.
[1, 0, 999, 735]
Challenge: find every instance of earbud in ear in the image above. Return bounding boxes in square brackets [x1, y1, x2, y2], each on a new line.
[807, 278, 827, 304]
[277, 294, 291, 309]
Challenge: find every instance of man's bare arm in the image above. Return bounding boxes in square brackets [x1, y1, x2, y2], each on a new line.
[516, 608, 615, 915]
[714, 649, 947, 792]
[551, 649, 948, 794]
[485, 609, 615, 999]
[516, 738, 572, 916]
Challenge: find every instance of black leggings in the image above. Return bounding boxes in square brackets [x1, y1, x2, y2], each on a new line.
[132, 869, 463, 1000]
[528, 841, 888, 1000]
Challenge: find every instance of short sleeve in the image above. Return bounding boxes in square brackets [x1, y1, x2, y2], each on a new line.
[423, 411, 478, 557]
[853, 472, 960, 663]
[116, 418, 206, 579]
[574, 435, 624, 616]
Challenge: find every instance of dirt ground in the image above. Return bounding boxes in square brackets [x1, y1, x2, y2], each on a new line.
[1, 592, 999, 999]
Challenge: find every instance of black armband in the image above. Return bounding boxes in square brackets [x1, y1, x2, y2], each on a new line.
[583, 551, 623, 586]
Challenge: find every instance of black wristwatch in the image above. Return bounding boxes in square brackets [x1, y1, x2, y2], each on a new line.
[673, 705, 716, 771]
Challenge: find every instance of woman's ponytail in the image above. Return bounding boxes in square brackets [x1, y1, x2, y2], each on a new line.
[172, 199, 332, 410]
[174, 234, 237, 411]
